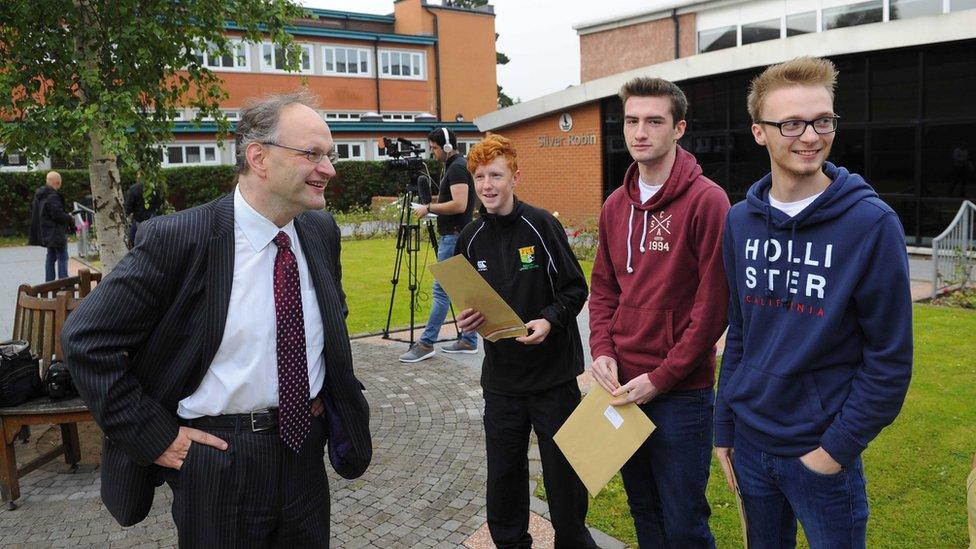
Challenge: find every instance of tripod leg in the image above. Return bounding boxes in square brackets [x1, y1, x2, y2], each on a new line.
[384, 195, 413, 337]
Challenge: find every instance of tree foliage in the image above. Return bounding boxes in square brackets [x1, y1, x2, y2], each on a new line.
[0, 0, 308, 271]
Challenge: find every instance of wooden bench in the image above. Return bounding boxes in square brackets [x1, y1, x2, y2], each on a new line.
[0, 270, 99, 510]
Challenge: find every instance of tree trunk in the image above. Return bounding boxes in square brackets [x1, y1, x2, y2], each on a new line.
[87, 126, 128, 273]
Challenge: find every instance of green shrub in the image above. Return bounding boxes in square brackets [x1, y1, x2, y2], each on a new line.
[0, 159, 440, 235]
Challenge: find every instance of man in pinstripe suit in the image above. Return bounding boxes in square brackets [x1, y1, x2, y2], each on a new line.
[62, 92, 371, 546]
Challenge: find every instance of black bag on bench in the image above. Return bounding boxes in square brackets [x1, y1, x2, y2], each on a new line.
[0, 339, 44, 407]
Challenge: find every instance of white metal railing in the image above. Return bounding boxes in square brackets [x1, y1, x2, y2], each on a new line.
[931, 200, 976, 297]
[72, 201, 98, 259]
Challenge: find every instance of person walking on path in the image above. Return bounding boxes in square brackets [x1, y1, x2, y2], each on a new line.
[124, 175, 163, 246]
[588, 77, 731, 548]
[28, 170, 74, 281]
[62, 92, 371, 545]
[399, 126, 479, 363]
[714, 56, 913, 549]
[455, 134, 597, 548]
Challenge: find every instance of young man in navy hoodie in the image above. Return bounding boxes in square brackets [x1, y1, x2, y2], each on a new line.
[589, 77, 731, 547]
[715, 57, 913, 548]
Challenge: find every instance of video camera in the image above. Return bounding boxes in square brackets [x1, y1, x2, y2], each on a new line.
[380, 137, 426, 171]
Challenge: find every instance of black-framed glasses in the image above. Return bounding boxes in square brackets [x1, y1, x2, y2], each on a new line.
[261, 142, 338, 164]
[758, 116, 841, 137]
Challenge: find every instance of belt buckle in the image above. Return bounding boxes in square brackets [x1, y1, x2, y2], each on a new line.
[250, 409, 273, 432]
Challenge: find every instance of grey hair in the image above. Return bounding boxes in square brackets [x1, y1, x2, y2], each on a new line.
[235, 90, 320, 174]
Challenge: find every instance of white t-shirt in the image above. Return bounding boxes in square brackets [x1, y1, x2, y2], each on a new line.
[638, 175, 663, 203]
[769, 191, 823, 218]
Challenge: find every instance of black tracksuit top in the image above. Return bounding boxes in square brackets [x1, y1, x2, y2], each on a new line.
[456, 199, 588, 396]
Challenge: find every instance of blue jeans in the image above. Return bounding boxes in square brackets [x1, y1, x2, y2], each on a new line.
[420, 233, 477, 347]
[620, 387, 716, 548]
[733, 433, 869, 549]
[45, 245, 68, 281]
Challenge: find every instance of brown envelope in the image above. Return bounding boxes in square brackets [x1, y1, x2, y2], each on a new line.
[428, 255, 528, 342]
[553, 383, 655, 497]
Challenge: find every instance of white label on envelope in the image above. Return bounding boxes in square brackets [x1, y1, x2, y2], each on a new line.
[603, 405, 624, 429]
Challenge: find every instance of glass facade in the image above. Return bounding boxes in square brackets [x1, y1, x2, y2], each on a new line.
[786, 11, 818, 35]
[601, 40, 976, 245]
[742, 19, 781, 45]
[698, 26, 737, 53]
[823, 0, 884, 29]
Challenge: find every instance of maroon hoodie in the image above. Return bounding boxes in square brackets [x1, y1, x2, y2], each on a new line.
[589, 146, 730, 392]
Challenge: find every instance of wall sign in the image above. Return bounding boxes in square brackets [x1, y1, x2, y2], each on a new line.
[538, 133, 597, 148]
[559, 113, 573, 132]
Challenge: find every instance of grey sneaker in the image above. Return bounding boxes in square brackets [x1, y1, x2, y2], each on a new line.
[441, 339, 478, 354]
[399, 342, 435, 363]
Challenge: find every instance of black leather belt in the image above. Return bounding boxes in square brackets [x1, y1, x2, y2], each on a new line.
[186, 409, 279, 432]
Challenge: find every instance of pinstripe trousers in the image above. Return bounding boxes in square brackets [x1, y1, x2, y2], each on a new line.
[162, 418, 330, 547]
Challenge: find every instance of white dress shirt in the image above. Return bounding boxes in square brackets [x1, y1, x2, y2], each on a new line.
[178, 186, 326, 418]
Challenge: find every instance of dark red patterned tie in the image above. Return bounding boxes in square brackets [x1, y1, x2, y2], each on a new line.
[273, 231, 311, 452]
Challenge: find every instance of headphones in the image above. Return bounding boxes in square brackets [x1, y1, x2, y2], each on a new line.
[440, 127, 454, 154]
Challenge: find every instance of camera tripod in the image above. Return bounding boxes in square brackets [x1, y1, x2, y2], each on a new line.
[382, 187, 460, 346]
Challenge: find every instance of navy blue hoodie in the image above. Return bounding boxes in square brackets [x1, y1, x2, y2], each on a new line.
[715, 163, 913, 466]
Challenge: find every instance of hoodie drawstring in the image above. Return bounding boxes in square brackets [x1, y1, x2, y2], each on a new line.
[639, 210, 648, 253]
[626, 205, 635, 273]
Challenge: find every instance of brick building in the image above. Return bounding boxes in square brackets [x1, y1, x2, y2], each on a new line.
[475, 1, 976, 245]
[2, 0, 497, 171]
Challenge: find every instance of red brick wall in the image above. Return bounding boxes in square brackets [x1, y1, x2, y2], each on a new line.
[579, 14, 696, 82]
[490, 103, 603, 226]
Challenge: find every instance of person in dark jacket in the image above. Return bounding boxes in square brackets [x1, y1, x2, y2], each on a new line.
[715, 56, 912, 549]
[455, 134, 596, 549]
[124, 177, 163, 246]
[28, 171, 74, 281]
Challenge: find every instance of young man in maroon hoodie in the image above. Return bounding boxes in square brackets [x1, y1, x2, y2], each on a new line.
[589, 76, 731, 548]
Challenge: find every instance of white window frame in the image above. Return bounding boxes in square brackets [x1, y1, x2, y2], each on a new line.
[334, 141, 367, 161]
[378, 49, 426, 80]
[192, 109, 240, 122]
[162, 143, 222, 167]
[194, 39, 251, 72]
[0, 148, 31, 172]
[323, 111, 363, 122]
[322, 45, 373, 77]
[456, 139, 480, 156]
[261, 41, 313, 74]
[381, 113, 418, 122]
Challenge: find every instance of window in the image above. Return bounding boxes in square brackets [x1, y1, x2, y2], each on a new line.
[742, 18, 781, 45]
[698, 26, 737, 53]
[194, 40, 250, 71]
[890, 0, 944, 19]
[379, 50, 425, 80]
[193, 110, 239, 122]
[0, 149, 29, 171]
[163, 143, 221, 167]
[951, 0, 976, 10]
[262, 42, 312, 73]
[335, 141, 366, 161]
[822, 0, 883, 30]
[324, 112, 362, 121]
[323, 46, 371, 76]
[382, 113, 417, 122]
[786, 12, 817, 36]
[457, 140, 480, 156]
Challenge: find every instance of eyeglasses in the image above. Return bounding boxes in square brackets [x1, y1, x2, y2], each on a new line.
[758, 116, 841, 137]
[261, 142, 338, 164]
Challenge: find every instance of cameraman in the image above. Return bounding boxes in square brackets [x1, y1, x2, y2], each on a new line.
[399, 127, 479, 363]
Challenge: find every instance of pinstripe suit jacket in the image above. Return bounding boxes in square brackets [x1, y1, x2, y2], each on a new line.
[61, 193, 372, 526]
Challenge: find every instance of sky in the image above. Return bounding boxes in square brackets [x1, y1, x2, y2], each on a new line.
[300, 0, 661, 102]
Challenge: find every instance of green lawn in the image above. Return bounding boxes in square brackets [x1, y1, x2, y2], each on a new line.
[341, 237, 593, 335]
[563, 304, 976, 547]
